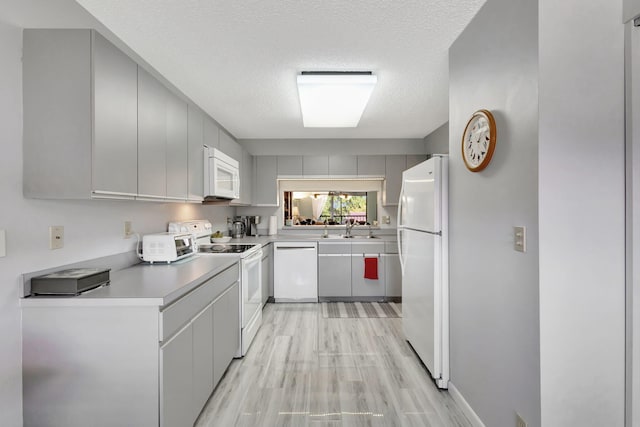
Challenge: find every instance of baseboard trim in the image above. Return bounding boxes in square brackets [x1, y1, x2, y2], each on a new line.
[448, 382, 486, 427]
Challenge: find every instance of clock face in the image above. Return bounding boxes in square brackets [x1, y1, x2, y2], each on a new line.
[462, 109, 496, 172]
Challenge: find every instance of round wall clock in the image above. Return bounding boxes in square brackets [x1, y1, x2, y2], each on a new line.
[461, 109, 497, 172]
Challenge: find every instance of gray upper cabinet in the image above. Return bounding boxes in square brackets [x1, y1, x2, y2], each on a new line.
[137, 67, 167, 199]
[23, 29, 200, 202]
[357, 156, 386, 176]
[92, 32, 138, 197]
[187, 105, 204, 201]
[253, 156, 278, 206]
[277, 156, 303, 176]
[232, 147, 253, 206]
[219, 130, 242, 162]
[203, 117, 220, 149]
[383, 155, 406, 206]
[165, 92, 188, 200]
[407, 154, 428, 169]
[23, 29, 138, 199]
[303, 156, 329, 176]
[329, 155, 358, 176]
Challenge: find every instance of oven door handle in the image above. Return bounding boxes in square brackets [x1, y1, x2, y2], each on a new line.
[242, 250, 263, 265]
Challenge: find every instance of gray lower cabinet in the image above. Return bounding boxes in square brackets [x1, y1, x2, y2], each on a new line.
[261, 245, 272, 305]
[351, 254, 386, 297]
[160, 322, 195, 427]
[192, 304, 214, 416]
[383, 254, 402, 297]
[213, 284, 240, 386]
[22, 263, 240, 427]
[318, 254, 352, 297]
[253, 156, 279, 206]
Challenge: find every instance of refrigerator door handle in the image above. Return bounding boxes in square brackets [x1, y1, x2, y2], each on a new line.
[397, 177, 406, 228]
[397, 228, 405, 276]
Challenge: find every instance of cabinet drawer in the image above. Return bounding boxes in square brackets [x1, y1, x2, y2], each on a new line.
[351, 242, 385, 254]
[318, 242, 352, 254]
[160, 263, 239, 341]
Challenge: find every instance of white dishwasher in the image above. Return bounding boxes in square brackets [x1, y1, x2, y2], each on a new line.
[273, 241, 318, 302]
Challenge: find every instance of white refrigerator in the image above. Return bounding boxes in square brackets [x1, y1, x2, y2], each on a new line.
[397, 155, 449, 389]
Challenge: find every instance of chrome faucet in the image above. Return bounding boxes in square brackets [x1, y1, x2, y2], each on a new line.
[345, 220, 355, 237]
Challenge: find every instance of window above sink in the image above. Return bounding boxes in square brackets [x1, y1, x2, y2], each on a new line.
[279, 179, 382, 228]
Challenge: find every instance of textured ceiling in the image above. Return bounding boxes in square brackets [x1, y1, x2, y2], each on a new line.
[73, 0, 485, 139]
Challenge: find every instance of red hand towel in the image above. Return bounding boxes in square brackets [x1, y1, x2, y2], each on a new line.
[364, 257, 378, 280]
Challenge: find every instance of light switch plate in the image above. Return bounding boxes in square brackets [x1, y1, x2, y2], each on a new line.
[49, 226, 64, 250]
[124, 221, 133, 238]
[0, 229, 5, 257]
[516, 413, 527, 427]
[514, 226, 526, 252]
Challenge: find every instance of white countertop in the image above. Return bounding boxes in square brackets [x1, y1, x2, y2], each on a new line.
[226, 233, 398, 245]
[20, 255, 238, 308]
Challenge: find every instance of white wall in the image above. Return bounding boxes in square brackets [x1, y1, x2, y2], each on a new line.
[448, 0, 540, 426]
[423, 122, 449, 154]
[539, 1, 626, 426]
[0, 19, 234, 427]
[238, 138, 426, 155]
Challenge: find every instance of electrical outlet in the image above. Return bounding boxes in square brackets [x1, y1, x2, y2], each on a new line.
[382, 215, 391, 224]
[49, 226, 64, 249]
[0, 229, 6, 257]
[124, 221, 133, 238]
[514, 226, 526, 252]
[516, 413, 527, 427]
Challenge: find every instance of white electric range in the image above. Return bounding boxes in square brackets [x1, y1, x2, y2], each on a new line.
[168, 220, 262, 357]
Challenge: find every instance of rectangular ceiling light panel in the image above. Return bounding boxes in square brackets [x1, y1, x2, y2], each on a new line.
[297, 73, 377, 128]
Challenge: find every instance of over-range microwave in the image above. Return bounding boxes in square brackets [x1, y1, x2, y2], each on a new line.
[203, 145, 240, 200]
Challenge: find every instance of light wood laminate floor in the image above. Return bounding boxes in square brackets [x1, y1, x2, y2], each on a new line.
[196, 303, 472, 427]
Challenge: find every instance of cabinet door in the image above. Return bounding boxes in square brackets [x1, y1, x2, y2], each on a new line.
[213, 284, 240, 386]
[187, 105, 204, 201]
[407, 154, 428, 169]
[253, 156, 278, 206]
[204, 116, 219, 149]
[318, 255, 352, 297]
[92, 32, 138, 196]
[383, 155, 406, 206]
[219, 130, 242, 162]
[138, 67, 167, 198]
[303, 155, 329, 176]
[233, 148, 253, 205]
[166, 92, 188, 200]
[192, 304, 214, 418]
[351, 255, 385, 297]
[329, 155, 357, 176]
[261, 254, 270, 305]
[277, 156, 303, 176]
[160, 325, 193, 427]
[383, 254, 402, 297]
[357, 156, 385, 176]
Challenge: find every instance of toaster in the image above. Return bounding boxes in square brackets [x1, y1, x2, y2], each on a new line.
[141, 233, 196, 263]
